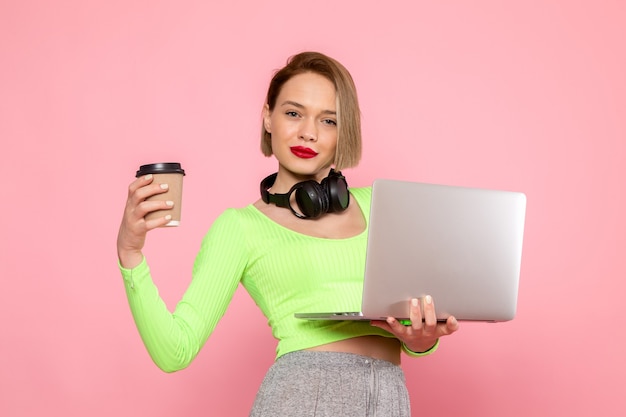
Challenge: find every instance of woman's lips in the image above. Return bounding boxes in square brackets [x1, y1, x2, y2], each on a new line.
[290, 146, 318, 159]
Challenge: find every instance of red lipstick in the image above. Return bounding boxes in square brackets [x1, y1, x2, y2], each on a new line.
[290, 146, 318, 159]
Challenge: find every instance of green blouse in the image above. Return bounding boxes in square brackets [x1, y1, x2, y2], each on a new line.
[120, 187, 433, 372]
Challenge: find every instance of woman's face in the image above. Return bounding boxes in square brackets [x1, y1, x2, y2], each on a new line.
[264, 72, 338, 182]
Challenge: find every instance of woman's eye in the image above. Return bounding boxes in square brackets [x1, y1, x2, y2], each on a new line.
[286, 111, 299, 117]
[323, 119, 337, 126]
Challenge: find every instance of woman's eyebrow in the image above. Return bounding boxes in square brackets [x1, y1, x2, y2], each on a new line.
[280, 100, 304, 109]
[280, 100, 336, 115]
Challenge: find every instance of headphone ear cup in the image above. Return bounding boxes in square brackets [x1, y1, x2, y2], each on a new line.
[323, 174, 350, 213]
[294, 181, 328, 218]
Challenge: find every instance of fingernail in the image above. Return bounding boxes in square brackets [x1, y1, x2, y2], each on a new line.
[145, 174, 153, 180]
[160, 183, 169, 190]
[412, 298, 419, 307]
[165, 201, 174, 207]
[425, 295, 432, 304]
[165, 215, 172, 220]
[386, 317, 394, 325]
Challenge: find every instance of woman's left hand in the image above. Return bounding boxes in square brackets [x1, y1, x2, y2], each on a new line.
[370, 295, 459, 353]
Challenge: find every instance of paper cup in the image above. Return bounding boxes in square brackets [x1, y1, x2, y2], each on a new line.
[136, 162, 185, 226]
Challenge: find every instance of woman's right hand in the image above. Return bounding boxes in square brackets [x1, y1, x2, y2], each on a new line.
[117, 174, 173, 269]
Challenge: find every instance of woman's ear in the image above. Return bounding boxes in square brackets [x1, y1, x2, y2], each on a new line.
[263, 104, 272, 133]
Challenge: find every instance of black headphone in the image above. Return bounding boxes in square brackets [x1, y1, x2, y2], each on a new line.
[260, 169, 350, 219]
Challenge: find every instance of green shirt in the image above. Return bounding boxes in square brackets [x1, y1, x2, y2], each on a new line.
[120, 187, 399, 372]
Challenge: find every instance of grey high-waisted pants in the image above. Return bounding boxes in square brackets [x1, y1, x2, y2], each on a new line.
[249, 351, 410, 417]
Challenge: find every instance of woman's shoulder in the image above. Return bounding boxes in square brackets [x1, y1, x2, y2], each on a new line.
[200, 204, 264, 247]
[214, 204, 261, 224]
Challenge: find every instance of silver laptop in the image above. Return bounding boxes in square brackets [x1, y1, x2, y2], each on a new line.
[295, 179, 526, 322]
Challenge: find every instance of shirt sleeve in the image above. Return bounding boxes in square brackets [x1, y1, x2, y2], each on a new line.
[119, 208, 248, 372]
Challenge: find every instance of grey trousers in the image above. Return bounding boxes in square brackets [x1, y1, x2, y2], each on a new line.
[249, 351, 410, 417]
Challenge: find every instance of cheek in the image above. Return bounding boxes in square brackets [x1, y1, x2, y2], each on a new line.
[269, 116, 292, 137]
[324, 133, 339, 151]
[319, 139, 338, 163]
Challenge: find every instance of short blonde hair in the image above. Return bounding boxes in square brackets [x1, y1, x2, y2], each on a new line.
[260, 52, 362, 170]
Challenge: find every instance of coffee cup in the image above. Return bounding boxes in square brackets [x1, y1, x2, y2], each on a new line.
[136, 162, 185, 226]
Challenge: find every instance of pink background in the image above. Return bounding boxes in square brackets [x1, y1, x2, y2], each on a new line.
[1, 1, 624, 416]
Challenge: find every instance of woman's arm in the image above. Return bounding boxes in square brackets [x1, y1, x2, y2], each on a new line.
[117, 175, 247, 372]
[120, 210, 247, 372]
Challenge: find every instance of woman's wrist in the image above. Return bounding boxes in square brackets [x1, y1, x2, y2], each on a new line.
[117, 249, 144, 270]
[402, 339, 439, 357]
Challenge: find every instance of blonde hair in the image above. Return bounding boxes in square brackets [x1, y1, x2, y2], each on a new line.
[260, 52, 362, 170]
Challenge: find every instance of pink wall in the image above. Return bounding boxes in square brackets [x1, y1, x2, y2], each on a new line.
[1, 1, 624, 416]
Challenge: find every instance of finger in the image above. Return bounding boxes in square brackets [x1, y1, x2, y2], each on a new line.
[125, 185, 170, 223]
[422, 295, 437, 334]
[126, 173, 169, 206]
[144, 214, 173, 230]
[370, 320, 393, 334]
[384, 317, 409, 335]
[370, 319, 401, 338]
[133, 182, 170, 205]
[410, 298, 424, 331]
[118, 202, 172, 255]
[136, 199, 174, 220]
[128, 174, 154, 196]
[445, 316, 459, 334]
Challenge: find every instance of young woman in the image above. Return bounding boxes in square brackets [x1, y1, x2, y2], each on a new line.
[117, 51, 459, 416]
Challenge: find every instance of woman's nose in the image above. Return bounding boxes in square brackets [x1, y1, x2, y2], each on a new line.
[299, 119, 317, 141]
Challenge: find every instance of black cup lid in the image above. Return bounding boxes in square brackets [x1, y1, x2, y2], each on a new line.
[136, 162, 185, 177]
